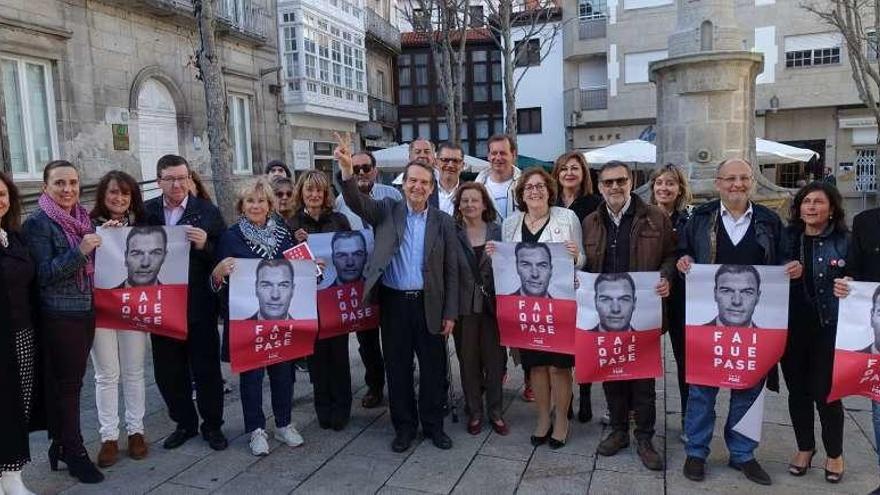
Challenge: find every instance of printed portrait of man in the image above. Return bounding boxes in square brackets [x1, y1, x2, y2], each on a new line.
[513, 242, 553, 298]
[591, 272, 637, 332]
[331, 230, 367, 285]
[859, 285, 880, 354]
[249, 258, 296, 321]
[705, 264, 762, 328]
[118, 226, 168, 288]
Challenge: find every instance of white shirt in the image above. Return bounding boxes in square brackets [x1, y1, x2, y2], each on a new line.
[335, 182, 402, 230]
[606, 195, 632, 227]
[437, 180, 459, 216]
[720, 201, 754, 246]
[163, 195, 189, 226]
[486, 177, 514, 220]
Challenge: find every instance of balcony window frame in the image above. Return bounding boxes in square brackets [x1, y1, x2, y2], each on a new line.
[516, 107, 542, 135]
[227, 94, 253, 175]
[514, 38, 541, 68]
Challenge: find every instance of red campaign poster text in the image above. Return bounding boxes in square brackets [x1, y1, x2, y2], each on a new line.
[828, 349, 880, 402]
[95, 285, 188, 340]
[316, 281, 380, 339]
[496, 295, 576, 354]
[686, 325, 787, 389]
[229, 319, 318, 373]
[575, 329, 662, 383]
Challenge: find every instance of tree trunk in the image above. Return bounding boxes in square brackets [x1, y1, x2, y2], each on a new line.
[194, 0, 234, 221]
[500, 0, 517, 143]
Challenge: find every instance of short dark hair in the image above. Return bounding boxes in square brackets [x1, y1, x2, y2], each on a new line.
[714, 264, 761, 289]
[515, 241, 552, 264]
[594, 272, 636, 295]
[42, 160, 78, 184]
[453, 182, 498, 224]
[514, 167, 557, 212]
[487, 134, 517, 155]
[265, 160, 291, 177]
[598, 160, 631, 179]
[91, 170, 146, 224]
[331, 230, 366, 251]
[408, 138, 435, 153]
[352, 151, 377, 169]
[0, 172, 22, 231]
[256, 258, 295, 281]
[402, 160, 435, 182]
[437, 141, 463, 156]
[789, 181, 848, 234]
[126, 225, 167, 251]
[156, 154, 189, 178]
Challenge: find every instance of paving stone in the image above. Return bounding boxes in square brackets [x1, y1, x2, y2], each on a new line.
[451, 454, 525, 494]
[384, 426, 486, 494]
[587, 468, 663, 494]
[212, 472, 301, 495]
[517, 450, 592, 494]
[291, 453, 400, 494]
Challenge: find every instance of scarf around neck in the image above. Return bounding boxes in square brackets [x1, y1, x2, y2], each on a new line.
[38, 193, 95, 289]
[238, 215, 282, 259]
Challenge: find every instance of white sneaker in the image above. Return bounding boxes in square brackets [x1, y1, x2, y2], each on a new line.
[275, 424, 304, 447]
[249, 428, 270, 456]
[1, 471, 35, 495]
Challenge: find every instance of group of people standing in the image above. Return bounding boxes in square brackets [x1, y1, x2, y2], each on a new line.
[0, 131, 878, 494]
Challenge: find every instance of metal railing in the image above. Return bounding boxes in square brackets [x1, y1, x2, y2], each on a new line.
[216, 1, 271, 42]
[566, 86, 608, 113]
[364, 7, 402, 53]
[578, 17, 607, 40]
[368, 96, 398, 126]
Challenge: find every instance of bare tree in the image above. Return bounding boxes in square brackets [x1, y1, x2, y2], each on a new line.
[193, 0, 235, 219]
[484, 0, 562, 141]
[804, 0, 880, 186]
[398, 0, 470, 146]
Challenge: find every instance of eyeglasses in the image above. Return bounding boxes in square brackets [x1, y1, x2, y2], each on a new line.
[716, 175, 753, 185]
[353, 165, 373, 175]
[439, 157, 463, 164]
[599, 177, 629, 188]
[524, 183, 547, 192]
[275, 191, 293, 198]
[158, 175, 190, 185]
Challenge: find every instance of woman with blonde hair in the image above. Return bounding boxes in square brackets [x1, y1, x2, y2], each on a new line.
[211, 177, 303, 456]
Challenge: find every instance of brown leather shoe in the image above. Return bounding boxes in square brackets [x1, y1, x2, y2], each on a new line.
[128, 433, 148, 460]
[97, 440, 119, 467]
[637, 438, 664, 471]
[597, 430, 629, 456]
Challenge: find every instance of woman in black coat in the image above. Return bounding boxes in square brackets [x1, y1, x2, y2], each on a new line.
[0, 172, 43, 495]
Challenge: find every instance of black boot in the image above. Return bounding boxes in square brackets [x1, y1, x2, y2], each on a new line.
[578, 384, 593, 423]
[65, 449, 105, 484]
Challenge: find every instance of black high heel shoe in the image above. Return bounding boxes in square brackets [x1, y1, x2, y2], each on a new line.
[788, 449, 816, 476]
[64, 449, 105, 484]
[530, 426, 553, 447]
[549, 428, 569, 449]
[824, 457, 844, 483]
[48, 441, 64, 471]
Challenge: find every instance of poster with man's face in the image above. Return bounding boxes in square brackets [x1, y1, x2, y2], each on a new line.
[828, 281, 880, 402]
[306, 230, 379, 338]
[685, 264, 789, 389]
[574, 271, 663, 383]
[228, 258, 318, 373]
[94, 226, 190, 339]
[492, 242, 576, 354]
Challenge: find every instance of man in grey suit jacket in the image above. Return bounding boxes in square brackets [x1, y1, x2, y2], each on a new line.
[335, 133, 459, 453]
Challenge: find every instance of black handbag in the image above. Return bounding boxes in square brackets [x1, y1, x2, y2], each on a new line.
[459, 236, 496, 315]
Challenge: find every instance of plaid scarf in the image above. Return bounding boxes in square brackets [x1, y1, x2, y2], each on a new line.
[38, 193, 95, 289]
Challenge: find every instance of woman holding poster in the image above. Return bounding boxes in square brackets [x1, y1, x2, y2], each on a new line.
[22, 161, 104, 484]
[492, 167, 584, 448]
[287, 170, 355, 431]
[453, 183, 508, 436]
[211, 178, 303, 456]
[782, 182, 848, 481]
[88, 171, 149, 467]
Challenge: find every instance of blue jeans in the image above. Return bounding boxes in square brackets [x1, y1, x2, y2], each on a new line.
[239, 362, 293, 433]
[684, 380, 765, 464]
[872, 401, 880, 465]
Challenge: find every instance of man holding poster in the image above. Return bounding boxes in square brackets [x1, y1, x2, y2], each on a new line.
[677, 158, 801, 486]
[581, 161, 675, 472]
[335, 133, 459, 454]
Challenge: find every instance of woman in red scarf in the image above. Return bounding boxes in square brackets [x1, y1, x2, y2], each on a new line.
[22, 161, 104, 484]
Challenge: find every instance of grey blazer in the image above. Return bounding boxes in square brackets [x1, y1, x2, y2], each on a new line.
[456, 222, 501, 316]
[340, 176, 459, 334]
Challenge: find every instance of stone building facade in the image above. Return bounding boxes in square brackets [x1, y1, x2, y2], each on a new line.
[0, 0, 283, 203]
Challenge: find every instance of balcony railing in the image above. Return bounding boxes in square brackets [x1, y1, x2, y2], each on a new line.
[569, 87, 608, 111]
[369, 96, 399, 126]
[578, 17, 607, 40]
[364, 7, 402, 54]
[216, 1, 270, 43]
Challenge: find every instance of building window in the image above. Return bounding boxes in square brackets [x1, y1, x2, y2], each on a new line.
[623, 49, 667, 83]
[227, 94, 252, 175]
[856, 149, 877, 192]
[517, 107, 542, 134]
[469, 6, 484, 27]
[784, 33, 842, 68]
[579, 0, 607, 19]
[412, 8, 430, 31]
[515, 39, 541, 67]
[1, 56, 58, 179]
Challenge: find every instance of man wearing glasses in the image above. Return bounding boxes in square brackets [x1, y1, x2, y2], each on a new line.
[436, 142, 464, 216]
[335, 150, 400, 409]
[582, 161, 675, 472]
[677, 158, 801, 486]
[143, 154, 228, 451]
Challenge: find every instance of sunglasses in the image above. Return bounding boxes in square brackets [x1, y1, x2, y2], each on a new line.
[599, 177, 629, 188]
[275, 191, 293, 198]
[353, 164, 373, 174]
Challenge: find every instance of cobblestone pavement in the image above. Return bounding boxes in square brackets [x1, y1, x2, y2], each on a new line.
[22, 335, 880, 494]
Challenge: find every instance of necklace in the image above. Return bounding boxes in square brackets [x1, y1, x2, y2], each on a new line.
[525, 211, 549, 229]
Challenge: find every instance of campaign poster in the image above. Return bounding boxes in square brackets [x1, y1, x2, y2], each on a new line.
[685, 264, 789, 389]
[492, 241, 576, 354]
[828, 281, 880, 402]
[94, 226, 190, 340]
[228, 258, 319, 373]
[308, 230, 379, 339]
[574, 271, 663, 383]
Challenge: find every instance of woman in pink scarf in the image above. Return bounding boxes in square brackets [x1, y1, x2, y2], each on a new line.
[22, 161, 105, 484]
